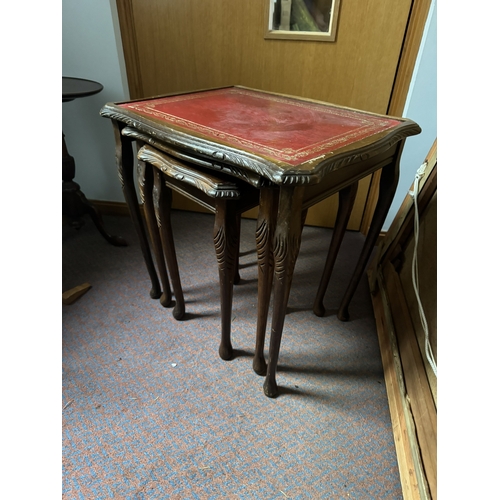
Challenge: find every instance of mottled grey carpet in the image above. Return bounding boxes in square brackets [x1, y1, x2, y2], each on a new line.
[62, 210, 401, 499]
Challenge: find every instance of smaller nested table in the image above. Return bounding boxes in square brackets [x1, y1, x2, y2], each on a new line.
[62, 77, 126, 246]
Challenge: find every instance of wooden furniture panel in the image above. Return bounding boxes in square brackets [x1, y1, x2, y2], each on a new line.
[115, 0, 430, 230]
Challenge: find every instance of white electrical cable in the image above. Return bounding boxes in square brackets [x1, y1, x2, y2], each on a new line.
[409, 162, 437, 377]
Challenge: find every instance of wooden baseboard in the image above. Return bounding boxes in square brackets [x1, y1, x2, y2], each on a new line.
[90, 200, 386, 237]
[89, 200, 135, 217]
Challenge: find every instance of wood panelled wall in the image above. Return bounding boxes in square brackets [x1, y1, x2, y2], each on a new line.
[116, 0, 431, 230]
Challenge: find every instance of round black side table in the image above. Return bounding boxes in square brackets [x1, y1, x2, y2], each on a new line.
[62, 77, 126, 246]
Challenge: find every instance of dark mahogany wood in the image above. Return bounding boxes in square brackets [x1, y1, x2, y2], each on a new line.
[111, 121, 161, 298]
[263, 184, 306, 397]
[152, 168, 185, 320]
[213, 199, 241, 360]
[137, 145, 260, 360]
[100, 86, 421, 398]
[313, 182, 359, 317]
[136, 143, 173, 308]
[336, 152, 402, 322]
[253, 185, 279, 375]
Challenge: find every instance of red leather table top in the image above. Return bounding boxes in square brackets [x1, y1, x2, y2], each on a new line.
[118, 87, 402, 167]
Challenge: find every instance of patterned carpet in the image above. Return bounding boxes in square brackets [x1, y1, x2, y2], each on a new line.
[62, 210, 402, 499]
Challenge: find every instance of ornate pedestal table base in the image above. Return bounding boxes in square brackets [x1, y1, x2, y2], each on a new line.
[63, 76, 126, 247]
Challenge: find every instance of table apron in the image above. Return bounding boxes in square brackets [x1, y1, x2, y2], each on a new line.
[302, 147, 399, 210]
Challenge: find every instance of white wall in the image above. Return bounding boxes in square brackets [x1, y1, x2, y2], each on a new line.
[62, 0, 437, 228]
[62, 0, 129, 203]
[385, 0, 437, 230]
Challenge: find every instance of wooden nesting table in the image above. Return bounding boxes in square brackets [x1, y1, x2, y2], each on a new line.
[100, 86, 420, 398]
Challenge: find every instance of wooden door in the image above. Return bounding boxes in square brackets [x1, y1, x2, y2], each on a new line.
[116, 0, 430, 230]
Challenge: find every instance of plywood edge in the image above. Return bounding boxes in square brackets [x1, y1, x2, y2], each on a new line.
[368, 268, 430, 500]
[384, 263, 437, 498]
[62, 283, 92, 305]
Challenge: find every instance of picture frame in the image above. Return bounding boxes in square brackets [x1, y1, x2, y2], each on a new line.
[265, 0, 341, 42]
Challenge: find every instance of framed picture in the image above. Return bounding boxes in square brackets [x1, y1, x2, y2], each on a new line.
[265, 0, 341, 42]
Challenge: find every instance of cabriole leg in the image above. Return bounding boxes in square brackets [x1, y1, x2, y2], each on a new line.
[154, 169, 185, 319]
[263, 186, 305, 397]
[313, 182, 358, 317]
[138, 159, 173, 308]
[214, 201, 240, 361]
[112, 122, 161, 298]
[338, 160, 400, 321]
[253, 186, 278, 375]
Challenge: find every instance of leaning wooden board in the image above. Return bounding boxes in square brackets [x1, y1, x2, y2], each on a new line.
[368, 140, 437, 499]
